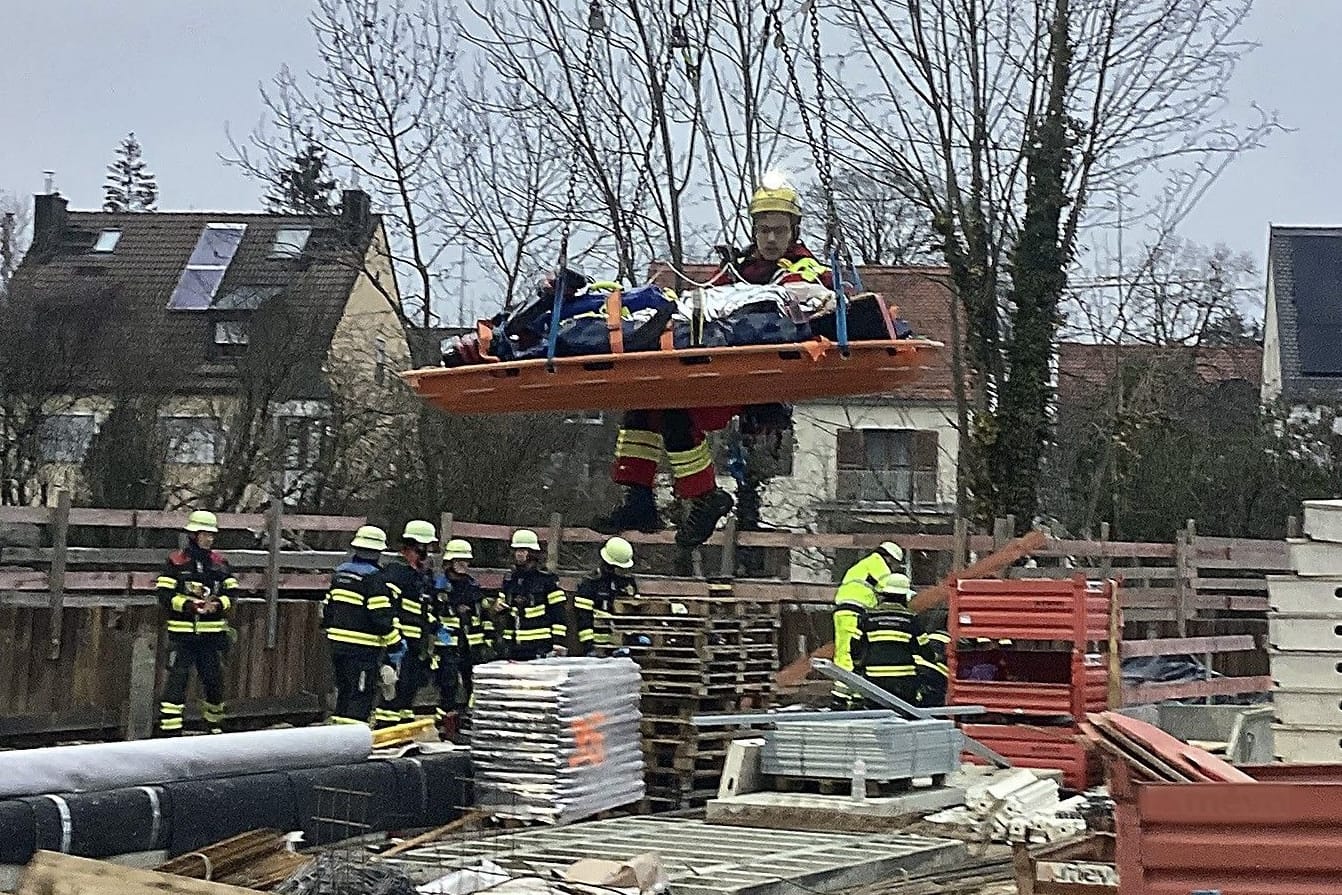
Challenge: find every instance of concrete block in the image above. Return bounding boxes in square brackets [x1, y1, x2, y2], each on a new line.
[1274, 689, 1342, 728]
[1304, 500, 1342, 545]
[1271, 650, 1342, 690]
[1269, 575, 1342, 614]
[704, 786, 966, 833]
[1273, 724, 1342, 763]
[1288, 538, 1342, 576]
[717, 737, 765, 799]
[1269, 612, 1342, 652]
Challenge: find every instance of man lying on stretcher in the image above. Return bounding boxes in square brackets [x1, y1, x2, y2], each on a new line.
[591, 178, 836, 549]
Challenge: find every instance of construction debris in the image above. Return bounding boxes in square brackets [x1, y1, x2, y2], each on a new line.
[1079, 711, 1252, 783]
[924, 768, 1103, 844]
[274, 852, 418, 895]
[17, 850, 263, 895]
[470, 657, 645, 823]
[157, 829, 312, 891]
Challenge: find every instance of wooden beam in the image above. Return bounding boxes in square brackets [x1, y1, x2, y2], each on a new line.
[1122, 675, 1272, 705]
[1119, 635, 1256, 659]
[264, 499, 283, 650]
[46, 492, 70, 661]
[19, 850, 263, 895]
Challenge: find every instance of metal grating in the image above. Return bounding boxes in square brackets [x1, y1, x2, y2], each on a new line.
[384, 816, 964, 895]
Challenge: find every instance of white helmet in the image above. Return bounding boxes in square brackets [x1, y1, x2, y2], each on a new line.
[510, 529, 542, 551]
[443, 538, 473, 561]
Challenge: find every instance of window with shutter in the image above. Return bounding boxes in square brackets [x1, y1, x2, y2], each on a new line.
[835, 429, 865, 468]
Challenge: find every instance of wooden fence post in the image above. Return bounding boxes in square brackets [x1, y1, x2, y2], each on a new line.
[718, 516, 738, 580]
[547, 512, 564, 571]
[433, 512, 454, 578]
[951, 516, 968, 573]
[1287, 515, 1301, 539]
[124, 630, 158, 740]
[46, 490, 71, 660]
[1174, 519, 1195, 638]
[265, 499, 282, 650]
[1098, 522, 1112, 580]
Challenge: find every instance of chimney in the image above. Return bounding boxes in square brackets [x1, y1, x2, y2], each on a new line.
[340, 189, 372, 245]
[32, 192, 68, 255]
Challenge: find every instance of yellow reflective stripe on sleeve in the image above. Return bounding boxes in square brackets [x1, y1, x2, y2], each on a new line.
[514, 629, 551, 641]
[522, 605, 547, 619]
[222, 577, 239, 590]
[864, 664, 916, 676]
[325, 629, 384, 647]
[366, 596, 392, 610]
[547, 590, 565, 604]
[920, 632, 951, 644]
[328, 588, 364, 606]
[578, 631, 595, 642]
[382, 630, 401, 647]
[396, 623, 423, 639]
[400, 598, 423, 615]
[467, 634, 485, 646]
[170, 595, 191, 612]
[218, 595, 232, 612]
[194, 621, 227, 633]
[156, 576, 179, 590]
[387, 582, 402, 596]
[552, 624, 568, 635]
[915, 656, 950, 676]
[867, 630, 913, 643]
[573, 597, 595, 611]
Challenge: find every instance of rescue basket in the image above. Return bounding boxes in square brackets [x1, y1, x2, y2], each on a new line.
[401, 337, 943, 414]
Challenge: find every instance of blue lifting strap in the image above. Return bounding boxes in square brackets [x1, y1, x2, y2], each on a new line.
[830, 247, 850, 357]
[544, 265, 565, 373]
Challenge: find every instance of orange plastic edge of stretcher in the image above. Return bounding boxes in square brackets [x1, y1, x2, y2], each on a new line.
[400, 338, 944, 415]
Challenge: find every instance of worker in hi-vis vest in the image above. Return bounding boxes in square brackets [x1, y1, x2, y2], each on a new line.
[831, 541, 906, 706]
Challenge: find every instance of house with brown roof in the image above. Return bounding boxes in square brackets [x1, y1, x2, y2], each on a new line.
[4, 189, 409, 508]
[653, 263, 961, 551]
[1262, 226, 1342, 420]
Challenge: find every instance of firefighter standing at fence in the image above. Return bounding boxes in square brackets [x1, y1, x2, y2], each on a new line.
[573, 537, 638, 655]
[155, 511, 238, 736]
[500, 529, 565, 660]
[433, 538, 493, 738]
[831, 541, 906, 706]
[379, 520, 437, 726]
[322, 526, 397, 725]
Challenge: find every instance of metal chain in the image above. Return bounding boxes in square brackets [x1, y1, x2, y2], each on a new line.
[557, 0, 608, 268]
[806, 0, 844, 257]
[776, 4, 839, 255]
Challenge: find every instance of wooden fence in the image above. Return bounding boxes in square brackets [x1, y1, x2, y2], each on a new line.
[0, 501, 1288, 740]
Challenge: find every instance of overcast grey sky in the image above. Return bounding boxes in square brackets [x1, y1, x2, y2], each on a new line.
[2, 0, 1338, 267]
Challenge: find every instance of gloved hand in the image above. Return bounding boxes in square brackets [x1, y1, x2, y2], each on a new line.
[378, 664, 398, 700]
[385, 639, 408, 670]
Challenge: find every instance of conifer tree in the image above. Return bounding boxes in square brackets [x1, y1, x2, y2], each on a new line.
[265, 134, 337, 214]
[102, 132, 159, 212]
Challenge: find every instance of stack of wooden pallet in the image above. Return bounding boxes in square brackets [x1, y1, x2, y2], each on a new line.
[609, 580, 778, 810]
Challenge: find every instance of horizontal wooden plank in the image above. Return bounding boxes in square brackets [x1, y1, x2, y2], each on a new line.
[1122, 675, 1272, 704]
[3, 547, 349, 571]
[1194, 577, 1271, 592]
[280, 514, 367, 532]
[0, 507, 50, 524]
[1119, 635, 1257, 658]
[67, 508, 137, 526]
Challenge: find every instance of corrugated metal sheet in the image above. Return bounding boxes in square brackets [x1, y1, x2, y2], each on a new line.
[962, 724, 1096, 790]
[952, 577, 1113, 642]
[1110, 760, 1342, 894]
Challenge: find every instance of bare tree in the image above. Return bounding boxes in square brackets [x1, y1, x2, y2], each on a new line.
[0, 191, 30, 300]
[804, 171, 937, 266]
[827, 0, 1277, 525]
[226, 0, 457, 327]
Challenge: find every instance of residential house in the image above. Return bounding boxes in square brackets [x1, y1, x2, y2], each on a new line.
[1261, 226, 1342, 427]
[4, 189, 409, 508]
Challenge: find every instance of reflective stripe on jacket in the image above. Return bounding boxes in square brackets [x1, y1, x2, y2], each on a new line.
[156, 548, 238, 638]
[322, 559, 396, 653]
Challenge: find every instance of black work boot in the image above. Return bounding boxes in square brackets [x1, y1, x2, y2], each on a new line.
[592, 485, 661, 534]
[675, 488, 734, 548]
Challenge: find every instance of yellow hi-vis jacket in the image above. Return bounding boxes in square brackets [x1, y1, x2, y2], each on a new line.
[832, 551, 898, 698]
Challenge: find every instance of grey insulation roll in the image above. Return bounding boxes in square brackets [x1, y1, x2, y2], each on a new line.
[0, 725, 373, 799]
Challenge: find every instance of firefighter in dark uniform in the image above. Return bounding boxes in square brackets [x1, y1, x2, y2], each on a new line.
[915, 628, 951, 707]
[322, 525, 397, 725]
[156, 510, 238, 736]
[379, 520, 437, 726]
[851, 572, 926, 706]
[432, 538, 494, 738]
[573, 537, 637, 656]
[500, 529, 565, 660]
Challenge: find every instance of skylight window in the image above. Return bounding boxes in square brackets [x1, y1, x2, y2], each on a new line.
[92, 229, 121, 253]
[270, 227, 311, 259]
[167, 223, 246, 310]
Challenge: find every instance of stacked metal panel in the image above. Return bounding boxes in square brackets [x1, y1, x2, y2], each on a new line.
[469, 657, 645, 823]
[760, 717, 963, 781]
[1269, 499, 1342, 761]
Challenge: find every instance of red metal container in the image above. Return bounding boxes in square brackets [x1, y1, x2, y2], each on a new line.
[951, 576, 1114, 643]
[1108, 758, 1342, 895]
[962, 722, 1097, 790]
[951, 650, 1109, 719]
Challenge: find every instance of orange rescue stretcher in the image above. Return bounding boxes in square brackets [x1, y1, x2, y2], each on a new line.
[402, 337, 942, 415]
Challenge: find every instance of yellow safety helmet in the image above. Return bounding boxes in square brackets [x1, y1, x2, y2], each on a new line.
[600, 536, 635, 569]
[401, 519, 438, 545]
[749, 185, 802, 219]
[351, 525, 388, 552]
[510, 529, 542, 551]
[184, 510, 219, 533]
[443, 538, 474, 561]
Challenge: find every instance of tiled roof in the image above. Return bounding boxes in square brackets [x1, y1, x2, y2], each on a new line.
[14, 205, 380, 399]
[1056, 342, 1262, 409]
[652, 261, 961, 403]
